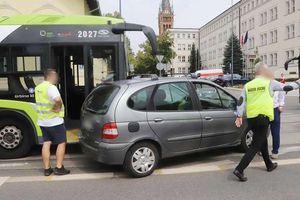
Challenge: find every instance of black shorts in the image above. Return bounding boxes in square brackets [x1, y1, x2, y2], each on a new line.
[40, 124, 67, 144]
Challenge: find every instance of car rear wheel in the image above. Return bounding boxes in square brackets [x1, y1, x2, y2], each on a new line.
[240, 128, 253, 152]
[0, 117, 34, 159]
[124, 142, 159, 178]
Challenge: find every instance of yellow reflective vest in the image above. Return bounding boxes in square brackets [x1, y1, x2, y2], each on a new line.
[35, 81, 64, 120]
[245, 77, 274, 121]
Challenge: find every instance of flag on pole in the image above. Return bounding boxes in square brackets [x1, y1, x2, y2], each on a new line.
[243, 31, 249, 44]
[240, 31, 249, 46]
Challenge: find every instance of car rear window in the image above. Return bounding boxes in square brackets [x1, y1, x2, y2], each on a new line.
[84, 85, 119, 114]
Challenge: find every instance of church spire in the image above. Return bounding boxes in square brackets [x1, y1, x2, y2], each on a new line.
[158, 0, 174, 35]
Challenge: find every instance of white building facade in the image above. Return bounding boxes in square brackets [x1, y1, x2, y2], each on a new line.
[169, 28, 200, 74]
[171, 0, 300, 78]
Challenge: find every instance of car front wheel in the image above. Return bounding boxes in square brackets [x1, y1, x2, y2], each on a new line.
[124, 142, 159, 178]
[240, 128, 253, 152]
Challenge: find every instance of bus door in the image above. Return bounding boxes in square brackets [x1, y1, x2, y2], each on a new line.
[52, 46, 85, 123]
[87, 45, 117, 89]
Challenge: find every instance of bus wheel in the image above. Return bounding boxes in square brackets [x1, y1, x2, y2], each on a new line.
[0, 118, 33, 159]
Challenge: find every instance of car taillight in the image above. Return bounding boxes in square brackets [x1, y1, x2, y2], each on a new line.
[102, 122, 118, 139]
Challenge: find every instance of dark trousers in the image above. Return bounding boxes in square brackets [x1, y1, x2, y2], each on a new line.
[270, 107, 281, 154]
[236, 115, 273, 173]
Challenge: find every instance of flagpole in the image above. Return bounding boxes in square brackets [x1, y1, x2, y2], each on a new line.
[230, 0, 234, 86]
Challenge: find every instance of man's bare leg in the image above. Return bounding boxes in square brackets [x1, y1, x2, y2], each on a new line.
[56, 142, 66, 168]
[42, 141, 52, 169]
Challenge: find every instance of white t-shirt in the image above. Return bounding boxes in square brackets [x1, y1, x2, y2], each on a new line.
[37, 84, 64, 127]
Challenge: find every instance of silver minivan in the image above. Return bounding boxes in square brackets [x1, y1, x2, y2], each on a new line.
[79, 78, 251, 177]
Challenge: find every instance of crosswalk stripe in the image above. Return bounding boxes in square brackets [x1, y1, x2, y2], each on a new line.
[6, 173, 114, 183]
[0, 177, 9, 187]
[1, 158, 300, 183]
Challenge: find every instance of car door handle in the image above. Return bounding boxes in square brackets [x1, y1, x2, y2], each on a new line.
[204, 116, 213, 121]
[154, 118, 164, 123]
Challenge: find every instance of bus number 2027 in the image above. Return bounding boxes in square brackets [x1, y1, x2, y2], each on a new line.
[77, 30, 98, 38]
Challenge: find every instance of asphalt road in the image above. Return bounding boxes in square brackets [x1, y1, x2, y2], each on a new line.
[1, 89, 300, 200]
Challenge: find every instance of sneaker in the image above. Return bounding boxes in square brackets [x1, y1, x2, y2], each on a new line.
[267, 163, 278, 172]
[44, 167, 53, 176]
[54, 165, 70, 176]
[271, 154, 279, 160]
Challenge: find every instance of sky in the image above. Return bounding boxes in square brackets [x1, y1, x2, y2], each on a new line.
[99, 0, 240, 53]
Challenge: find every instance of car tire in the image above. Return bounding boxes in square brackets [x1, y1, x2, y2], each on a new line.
[0, 117, 34, 159]
[239, 127, 253, 152]
[124, 142, 159, 178]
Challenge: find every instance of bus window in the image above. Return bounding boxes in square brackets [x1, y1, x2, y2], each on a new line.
[0, 77, 8, 92]
[11, 46, 44, 72]
[16, 56, 41, 72]
[0, 47, 9, 73]
[90, 46, 115, 86]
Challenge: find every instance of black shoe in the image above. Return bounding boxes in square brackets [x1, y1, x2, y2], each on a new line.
[44, 167, 53, 176]
[54, 165, 70, 175]
[267, 163, 278, 172]
[233, 170, 248, 182]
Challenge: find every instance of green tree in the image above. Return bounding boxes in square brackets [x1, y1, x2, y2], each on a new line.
[134, 31, 175, 74]
[189, 44, 197, 73]
[196, 49, 202, 70]
[223, 34, 243, 74]
[104, 11, 122, 19]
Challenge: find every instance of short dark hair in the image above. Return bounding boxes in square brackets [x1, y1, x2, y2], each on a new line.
[44, 68, 57, 79]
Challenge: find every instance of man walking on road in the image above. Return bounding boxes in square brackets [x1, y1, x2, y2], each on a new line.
[233, 63, 300, 182]
[35, 69, 70, 176]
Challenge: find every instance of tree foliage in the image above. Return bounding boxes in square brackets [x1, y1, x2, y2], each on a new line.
[189, 44, 197, 73]
[134, 31, 175, 74]
[223, 34, 243, 74]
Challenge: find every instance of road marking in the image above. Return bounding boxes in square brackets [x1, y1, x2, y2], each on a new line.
[0, 154, 86, 162]
[7, 173, 114, 183]
[0, 177, 9, 187]
[154, 160, 234, 175]
[280, 146, 300, 155]
[2, 158, 300, 183]
[0, 162, 29, 168]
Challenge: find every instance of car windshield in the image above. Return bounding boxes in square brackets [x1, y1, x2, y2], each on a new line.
[84, 85, 119, 114]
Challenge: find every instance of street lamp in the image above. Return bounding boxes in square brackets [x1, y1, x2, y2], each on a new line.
[119, 0, 122, 17]
[230, 0, 234, 86]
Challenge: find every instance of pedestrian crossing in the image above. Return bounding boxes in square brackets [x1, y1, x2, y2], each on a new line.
[1, 157, 300, 187]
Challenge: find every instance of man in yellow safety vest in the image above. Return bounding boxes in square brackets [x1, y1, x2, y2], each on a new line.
[233, 62, 300, 182]
[35, 69, 70, 176]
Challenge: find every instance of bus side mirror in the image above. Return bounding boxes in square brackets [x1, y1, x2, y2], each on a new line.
[284, 57, 299, 70]
[112, 23, 158, 55]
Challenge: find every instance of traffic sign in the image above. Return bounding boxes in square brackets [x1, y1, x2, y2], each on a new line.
[156, 55, 164, 62]
[156, 63, 164, 70]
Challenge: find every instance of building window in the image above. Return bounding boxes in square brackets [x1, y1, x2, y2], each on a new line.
[182, 44, 186, 51]
[286, 50, 295, 63]
[287, 0, 296, 14]
[286, 24, 295, 39]
[188, 44, 192, 51]
[193, 34, 196, 38]
[187, 34, 191, 39]
[178, 67, 181, 73]
[178, 56, 181, 62]
[270, 7, 278, 21]
[274, 53, 278, 65]
[270, 29, 278, 43]
[177, 34, 180, 38]
[182, 56, 186, 62]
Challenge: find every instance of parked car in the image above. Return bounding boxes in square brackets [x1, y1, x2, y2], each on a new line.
[209, 74, 249, 87]
[79, 78, 252, 178]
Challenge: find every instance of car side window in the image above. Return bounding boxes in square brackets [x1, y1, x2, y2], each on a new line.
[153, 82, 193, 111]
[193, 83, 223, 109]
[127, 86, 154, 111]
[217, 88, 236, 110]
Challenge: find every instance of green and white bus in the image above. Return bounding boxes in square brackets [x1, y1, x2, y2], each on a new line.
[0, 14, 157, 158]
